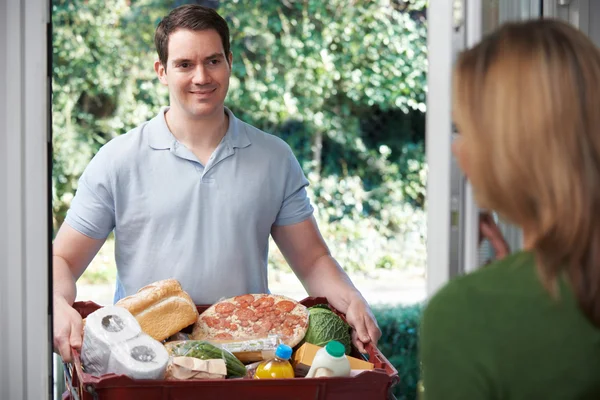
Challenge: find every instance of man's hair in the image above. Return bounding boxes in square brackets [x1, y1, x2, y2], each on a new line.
[154, 4, 230, 69]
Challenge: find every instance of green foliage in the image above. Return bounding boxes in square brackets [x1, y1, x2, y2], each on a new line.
[220, 0, 428, 207]
[52, 0, 429, 274]
[52, 0, 170, 229]
[374, 302, 423, 400]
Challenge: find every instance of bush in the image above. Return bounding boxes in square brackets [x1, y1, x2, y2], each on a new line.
[373, 303, 423, 400]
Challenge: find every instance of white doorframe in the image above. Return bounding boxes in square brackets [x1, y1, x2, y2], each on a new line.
[425, 0, 455, 297]
[1, 0, 52, 399]
[544, 0, 590, 33]
[462, 0, 483, 275]
[426, 0, 483, 296]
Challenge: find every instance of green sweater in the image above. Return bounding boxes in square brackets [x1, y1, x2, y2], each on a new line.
[419, 251, 600, 400]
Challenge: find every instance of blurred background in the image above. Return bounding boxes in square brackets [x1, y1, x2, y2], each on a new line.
[52, 0, 428, 397]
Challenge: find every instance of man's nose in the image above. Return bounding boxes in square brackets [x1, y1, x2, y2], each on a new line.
[192, 65, 211, 85]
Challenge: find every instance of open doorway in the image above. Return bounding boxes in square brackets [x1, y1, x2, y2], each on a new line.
[51, 0, 428, 398]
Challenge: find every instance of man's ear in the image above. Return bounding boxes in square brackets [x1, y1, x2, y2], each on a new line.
[227, 52, 233, 69]
[154, 60, 168, 85]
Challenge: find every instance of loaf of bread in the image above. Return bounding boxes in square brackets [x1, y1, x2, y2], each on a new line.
[115, 279, 198, 342]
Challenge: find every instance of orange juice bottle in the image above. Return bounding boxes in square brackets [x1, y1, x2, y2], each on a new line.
[253, 344, 295, 379]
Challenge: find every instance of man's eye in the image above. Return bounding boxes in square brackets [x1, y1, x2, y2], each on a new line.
[208, 59, 220, 65]
[179, 63, 191, 68]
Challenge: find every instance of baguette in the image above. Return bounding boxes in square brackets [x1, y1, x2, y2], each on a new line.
[115, 279, 198, 341]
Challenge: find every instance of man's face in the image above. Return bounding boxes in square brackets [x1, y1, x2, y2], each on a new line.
[155, 28, 232, 119]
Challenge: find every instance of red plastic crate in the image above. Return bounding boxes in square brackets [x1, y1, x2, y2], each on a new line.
[64, 297, 399, 400]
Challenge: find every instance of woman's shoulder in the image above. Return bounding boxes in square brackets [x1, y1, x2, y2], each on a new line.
[423, 251, 537, 322]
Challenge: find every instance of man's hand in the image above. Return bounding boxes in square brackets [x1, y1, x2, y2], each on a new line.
[53, 295, 83, 363]
[479, 212, 510, 261]
[271, 218, 382, 353]
[344, 294, 382, 354]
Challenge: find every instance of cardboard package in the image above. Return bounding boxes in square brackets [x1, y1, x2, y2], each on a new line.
[292, 343, 374, 376]
[167, 357, 227, 380]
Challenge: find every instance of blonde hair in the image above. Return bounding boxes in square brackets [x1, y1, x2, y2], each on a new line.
[453, 19, 600, 327]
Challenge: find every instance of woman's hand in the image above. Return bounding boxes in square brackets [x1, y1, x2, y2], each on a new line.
[479, 212, 510, 260]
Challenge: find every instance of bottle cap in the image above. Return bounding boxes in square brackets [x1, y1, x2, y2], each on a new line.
[275, 344, 292, 360]
[325, 341, 345, 358]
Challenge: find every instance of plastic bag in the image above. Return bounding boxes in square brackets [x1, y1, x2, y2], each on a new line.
[164, 340, 247, 378]
[80, 305, 169, 380]
[210, 334, 282, 363]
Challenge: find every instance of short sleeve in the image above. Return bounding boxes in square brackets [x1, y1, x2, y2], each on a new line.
[273, 148, 314, 226]
[64, 146, 116, 239]
[419, 281, 496, 400]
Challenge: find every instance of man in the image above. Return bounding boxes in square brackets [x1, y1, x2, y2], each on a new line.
[53, 4, 381, 363]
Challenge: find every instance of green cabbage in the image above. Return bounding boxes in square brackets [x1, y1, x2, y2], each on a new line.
[302, 306, 352, 355]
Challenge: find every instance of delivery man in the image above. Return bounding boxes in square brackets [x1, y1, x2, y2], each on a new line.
[53, 4, 381, 363]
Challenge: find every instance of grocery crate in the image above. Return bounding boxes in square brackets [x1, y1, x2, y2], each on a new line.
[63, 297, 400, 400]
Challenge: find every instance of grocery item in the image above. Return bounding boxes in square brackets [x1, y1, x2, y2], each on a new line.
[81, 305, 142, 376]
[69, 298, 400, 400]
[115, 279, 199, 341]
[81, 305, 169, 380]
[305, 341, 351, 378]
[253, 344, 295, 379]
[302, 305, 352, 355]
[107, 334, 170, 380]
[292, 342, 374, 377]
[212, 334, 281, 363]
[166, 357, 227, 380]
[165, 340, 247, 378]
[192, 294, 309, 347]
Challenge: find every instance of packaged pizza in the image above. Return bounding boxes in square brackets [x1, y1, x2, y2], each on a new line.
[191, 294, 310, 347]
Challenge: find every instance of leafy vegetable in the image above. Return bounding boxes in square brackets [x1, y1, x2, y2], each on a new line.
[303, 306, 352, 355]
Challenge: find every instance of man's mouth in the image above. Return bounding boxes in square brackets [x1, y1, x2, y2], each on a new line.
[189, 88, 216, 95]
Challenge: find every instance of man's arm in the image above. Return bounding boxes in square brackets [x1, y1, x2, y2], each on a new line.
[53, 223, 106, 362]
[271, 216, 381, 352]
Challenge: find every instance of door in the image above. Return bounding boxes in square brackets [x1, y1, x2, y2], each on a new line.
[1, 0, 52, 399]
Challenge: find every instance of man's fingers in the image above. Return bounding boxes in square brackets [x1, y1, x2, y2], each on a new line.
[350, 316, 373, 354]
[351, 330, 367, 354]
[70, 324, 82, 350]
[351, 315, 371, 344]
[56, 335, 73, 363]
[365, 316, 381, 346]
[70, 315, 83, 349]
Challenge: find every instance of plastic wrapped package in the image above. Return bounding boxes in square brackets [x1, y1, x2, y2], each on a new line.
[167, 357, 228, 380]
[210, 334, 282, 363]
[165, 331, 191, 343]
[164, 340, 247, 378]
[80, 305, 169, 380]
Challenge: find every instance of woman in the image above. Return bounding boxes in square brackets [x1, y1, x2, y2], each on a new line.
[420, 19, 600, 399]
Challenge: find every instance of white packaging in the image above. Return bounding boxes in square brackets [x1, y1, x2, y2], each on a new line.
[107, 334, 169, 380]
[305, 341, 351, 378]
[81, 306, 142, 376]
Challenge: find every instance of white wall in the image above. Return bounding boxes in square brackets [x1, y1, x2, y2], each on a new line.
[1, 0, 52, 398]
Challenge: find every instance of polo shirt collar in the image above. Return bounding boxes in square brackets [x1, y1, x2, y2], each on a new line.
[147, 106, 251, 150]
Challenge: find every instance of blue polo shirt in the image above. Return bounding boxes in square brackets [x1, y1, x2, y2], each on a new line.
[65, 107, 314, 304]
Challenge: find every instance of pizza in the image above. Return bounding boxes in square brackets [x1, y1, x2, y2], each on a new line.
[191, 294, 309, 347]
